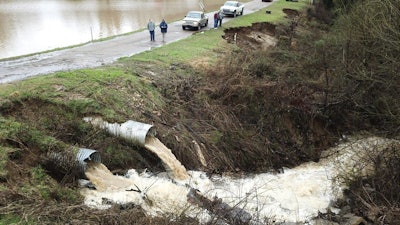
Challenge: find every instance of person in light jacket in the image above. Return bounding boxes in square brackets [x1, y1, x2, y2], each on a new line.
[159, 19, 168, 42]
[218, 10, 224, 27]
[147, 19, 155, 41]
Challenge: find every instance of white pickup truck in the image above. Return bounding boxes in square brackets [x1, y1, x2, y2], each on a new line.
[220, 1, 244, 17]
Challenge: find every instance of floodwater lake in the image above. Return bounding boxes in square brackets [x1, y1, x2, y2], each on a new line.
[0, 0, 228, 59]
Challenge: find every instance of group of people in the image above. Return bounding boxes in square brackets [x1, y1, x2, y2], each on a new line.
[147, 19, 168, 42]
[147, 10, 225, 42]
[214, 10, 224, 28]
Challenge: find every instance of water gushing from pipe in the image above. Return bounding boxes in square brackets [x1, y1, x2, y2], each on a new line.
[83, 117, 189, 181]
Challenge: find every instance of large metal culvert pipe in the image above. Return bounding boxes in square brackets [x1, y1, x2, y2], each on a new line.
[43, 147, 102, 181]
[83, 117, 156, 147]
[76, 148, 102, 174]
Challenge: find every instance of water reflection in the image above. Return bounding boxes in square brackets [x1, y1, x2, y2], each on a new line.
[0, 0, 226, 59]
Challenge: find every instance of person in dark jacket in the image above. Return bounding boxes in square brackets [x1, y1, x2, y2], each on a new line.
[159, 19, 168, 42]
[213, 11, 218, 29]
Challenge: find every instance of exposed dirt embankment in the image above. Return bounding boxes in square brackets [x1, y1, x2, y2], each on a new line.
[223, 22, 277, 50]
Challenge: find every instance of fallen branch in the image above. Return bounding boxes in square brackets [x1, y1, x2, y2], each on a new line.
[187, 188, 252, 224]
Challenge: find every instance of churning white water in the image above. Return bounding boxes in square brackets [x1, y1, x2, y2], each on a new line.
[81, 118, 398, 224]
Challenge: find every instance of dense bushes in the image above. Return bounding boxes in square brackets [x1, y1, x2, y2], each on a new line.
[330, 0, 400, 133]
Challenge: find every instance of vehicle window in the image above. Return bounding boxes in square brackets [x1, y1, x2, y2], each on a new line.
[188, 12, 200, 18]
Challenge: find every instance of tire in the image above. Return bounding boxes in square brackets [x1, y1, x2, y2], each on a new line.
[205, 20, 208, 27]
[241, 9, 244, 15]
[182, 26, 185, 30]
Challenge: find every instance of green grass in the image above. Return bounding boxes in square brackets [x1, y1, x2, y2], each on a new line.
[0, 214, 32, 225]
[0, 147, 15, 179]
[126, 30, 226, 64]
[0, 67, 164, 120]
[228, 0, 309, 27]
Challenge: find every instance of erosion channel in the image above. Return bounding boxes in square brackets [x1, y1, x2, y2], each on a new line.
[81, 118, 397, 224]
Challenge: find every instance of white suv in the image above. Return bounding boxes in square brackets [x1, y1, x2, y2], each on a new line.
[220, 1, 244, 17]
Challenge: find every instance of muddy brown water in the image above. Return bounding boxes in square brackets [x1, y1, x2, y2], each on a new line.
[0, 0, 230, 59]
[144, 136, 189, 180]
[85, 162, 136, 192]
[85, 135, 189, 188]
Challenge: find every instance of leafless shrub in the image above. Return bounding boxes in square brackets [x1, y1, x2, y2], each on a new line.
[331, 0, 400, 132]
[345, 142, 400, 224]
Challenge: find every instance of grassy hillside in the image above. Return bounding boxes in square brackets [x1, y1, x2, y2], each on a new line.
[1, 0, 399, 224]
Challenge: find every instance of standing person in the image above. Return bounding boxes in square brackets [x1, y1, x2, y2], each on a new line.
[147, 19, 155, 41]
[159, 19, 168, 42]
[213, 11, 218, 29]
[218, 10, 224, 27]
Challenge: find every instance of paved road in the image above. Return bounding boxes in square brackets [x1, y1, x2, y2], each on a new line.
[0, 0, 273, 84]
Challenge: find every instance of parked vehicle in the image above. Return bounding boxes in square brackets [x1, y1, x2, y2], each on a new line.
[220, 1, 244, 17]
[182, 11, 209, 30]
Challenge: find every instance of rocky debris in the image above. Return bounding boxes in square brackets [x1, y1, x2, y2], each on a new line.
[316, 203, 368, 225]
[342, 214, 367, 225]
